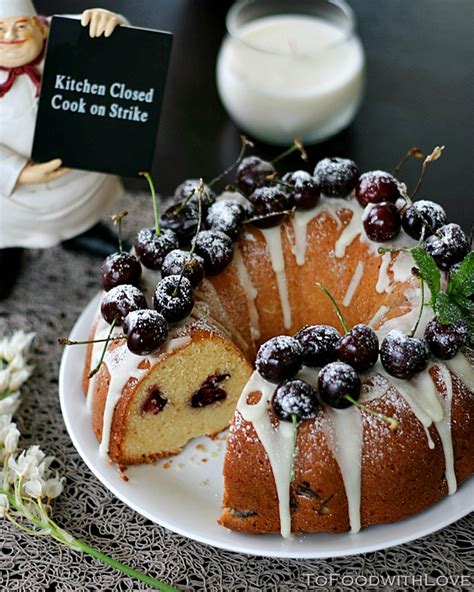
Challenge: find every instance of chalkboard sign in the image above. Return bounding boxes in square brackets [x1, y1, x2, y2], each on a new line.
[32, 17, 172, 178]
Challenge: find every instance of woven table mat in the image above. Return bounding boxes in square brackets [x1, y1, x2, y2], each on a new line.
[1, 191, 472, 592]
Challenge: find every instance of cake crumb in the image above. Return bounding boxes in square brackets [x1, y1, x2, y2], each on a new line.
[163, 462, 171, 470]
[201, 458, 208, 463]
[196, 443, 206, 452]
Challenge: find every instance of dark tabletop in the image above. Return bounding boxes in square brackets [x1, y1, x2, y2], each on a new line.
[36, 0, 474, 227]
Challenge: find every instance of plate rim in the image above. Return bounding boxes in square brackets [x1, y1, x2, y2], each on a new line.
[59, 294, 474, 559]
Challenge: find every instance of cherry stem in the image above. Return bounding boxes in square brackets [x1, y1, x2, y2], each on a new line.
[290, 413, 298, 482]
[271, 138, 307, 165]
[410, 269, 425, 337]
[140, 172, 160, 237]
[207, 135, 253, 188]
[393, 147, 424, 175]
[171, 180, 204, 298]
[58, 335, 126, 346]
[111, 210, 128, 253]
[410, 146, 444, 201]
[344, 395, 399, 431]
[377, 246, 412, 254]
[88, 317, 118, 380]
[317, 283, 349, 334]
[243, 207, 295, 225]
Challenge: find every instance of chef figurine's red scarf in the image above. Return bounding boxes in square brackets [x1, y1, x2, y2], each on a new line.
[0, 42, 46, 99]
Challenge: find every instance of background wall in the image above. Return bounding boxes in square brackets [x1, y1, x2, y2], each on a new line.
[35, 0, 474, 225]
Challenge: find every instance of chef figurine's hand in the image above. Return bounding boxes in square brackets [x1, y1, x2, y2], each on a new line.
[17, 159, 70, 185]
[81, 9, 125, 38]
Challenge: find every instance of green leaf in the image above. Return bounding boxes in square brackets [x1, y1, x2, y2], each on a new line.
[411, 247, 441, 303]
[451, 293, 474, 313]
[433, 292, 465, 324]
[448, 252, 474, 299]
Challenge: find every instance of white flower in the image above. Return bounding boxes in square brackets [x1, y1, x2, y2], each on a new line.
[9, 366, 32, 391]
[0, 331, 35, 363]
[23, 478, 44, 498]
[0, 368, 10, 393]
[0, 493, 9, 515]
[0, 392, 21, 416]
[8, 445, 46, 480]
[4, 424, 20, 454]
[44, 476, 64, 499]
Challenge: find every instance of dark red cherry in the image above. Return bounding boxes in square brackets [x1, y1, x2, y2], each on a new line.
[153, 275, 194, 323]
[100, 251, 142, 292]
[318, 362, 361, 409]
[206, 200, 244, 240]
[255, 336, 303, 383]
[336, 324, 379, 372]
[282, 171, 320, 210]
[294, 325, 341, 367]
[271, 379, 319, 421]
[363, 202, 401, 242]
[236, 156, 275, 197]
[424, 318, 469, 360]
[247, 186, 292, 228]
[160, 201, 201, 245]
[124, 309, 169, 356]
[401, 200, 447, 240]
[423, 224, 470, 271]
[313, 157, 359, 198]
[356, 171, 400, 207]
[101, 284, 147, 326]
[193, 230, 234, 275]
[134, 228, 179, 270]
[173, 179, 216, 209]
[380, 330, 429, 379]
[161, 249, 205, 287]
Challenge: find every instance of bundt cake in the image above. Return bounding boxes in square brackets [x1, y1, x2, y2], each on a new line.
[78, 151, 473, 536]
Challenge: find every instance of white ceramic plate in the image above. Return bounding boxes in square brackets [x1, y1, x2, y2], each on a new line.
[59, 294, 474, 558]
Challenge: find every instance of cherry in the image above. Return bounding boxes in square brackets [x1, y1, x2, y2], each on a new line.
[173, 178, 216, 209]
[247, 186, 292, 228]
[134, 228, 179, 270]
[363, 202, 401, 242]
[271, 379, 319, 422]
[101, 284, 147, 326]
[100, 251, 142, 292]
[236, 156, 275, 197]
[255, 336, 303, 383]
[160, 201, 201, 244]
[124, 309, 169, 356]
[161, 249, 205, 287]
[206, 200, 244, 240]
[318, 362, 361, 409]
[153, 275, 194, 323]
[424, 318, 469, 360]
[423, 223, 470, 271]
[189, 373, 229, 408]
[294, 325, 341, 367]
[356, 171, 400, 207]
[336, 324, 379, 372]
[193, 230, 234, 275]
[313, 157, 359, 198]
[281, 171, 320, 210]
[380, 330, 430, 379]
[401, 200, 447, 240]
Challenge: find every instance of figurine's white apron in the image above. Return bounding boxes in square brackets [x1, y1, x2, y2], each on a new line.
[0, 63, 123, 249]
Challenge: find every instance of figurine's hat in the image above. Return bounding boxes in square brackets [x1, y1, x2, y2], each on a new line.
[0, 0, 37, 18]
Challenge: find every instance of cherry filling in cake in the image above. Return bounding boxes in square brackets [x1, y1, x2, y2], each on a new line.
[82, 150, 473, 536]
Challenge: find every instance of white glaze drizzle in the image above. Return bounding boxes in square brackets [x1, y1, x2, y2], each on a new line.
[433, 363, 457, 494]
[444, 352, 474, 392]
[368, 305, 390, 329]
[342, 261, 365, 307]
[376, 252, 392, 293]
[322, 405, 363, 533]
[259, 226, 292, 329]
[291, 208, 321, 266]
[237, 371, 295, 537]
[98, 336, 191, 458]
[233, 246, 261, 342]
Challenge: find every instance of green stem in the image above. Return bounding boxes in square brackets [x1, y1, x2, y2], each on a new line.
[69, 537, 180, 591]
[393, 147, 424, 175]
[59, 335, 126, 346]
[243, 207, 295, 226]
[271, 138, 307, 165]
[0, 387, 13, 401]
[317, 283, 349, 333]
[207, 135, 252, 188]
[140, 172, 161, 236]
[88, 318, 117, 380]
[344, 395, 399, 431]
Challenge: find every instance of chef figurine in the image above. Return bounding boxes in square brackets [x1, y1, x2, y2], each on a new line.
[0, 0, 127, 300]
